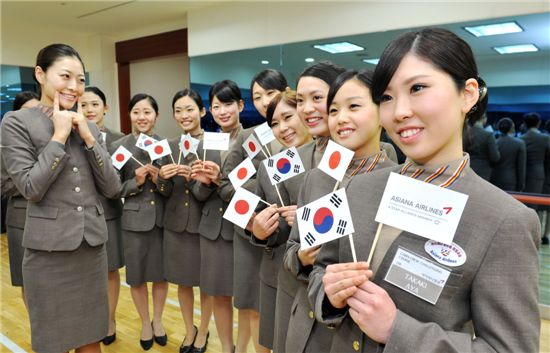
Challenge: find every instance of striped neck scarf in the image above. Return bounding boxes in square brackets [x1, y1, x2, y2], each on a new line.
[399, 154, 470, 188]
[347, 150, 388, 178]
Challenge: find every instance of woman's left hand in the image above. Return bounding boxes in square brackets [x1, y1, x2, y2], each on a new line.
[347, 280, 397, 344]
[72, 101, 95, 148]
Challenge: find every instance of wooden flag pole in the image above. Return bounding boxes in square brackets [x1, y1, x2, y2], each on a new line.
[177, 149, 182, 165]
[348, 233, 358, 263]
[333, 181, 340, 192]
[274, 184, 285, 207]
[259, 198, 271, 207]
[366, 223, 383, 266]
[264, 145, 272, 157]
[203, 149, 206, 162]
[131, 156, 145, 167]
[261, 148, 269, 159]
[170, 153, 176, 165]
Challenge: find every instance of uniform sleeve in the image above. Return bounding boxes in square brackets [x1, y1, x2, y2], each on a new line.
[218, 133, 246, 202]
[384, 205, 540, 353]
[517, 140, 526, 192]
[487, 134, 500, 164]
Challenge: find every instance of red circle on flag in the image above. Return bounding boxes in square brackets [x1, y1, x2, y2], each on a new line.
[144, 140, 153, 146]
[237, 167, 248, 180]
[154, 145, 164, 154]
[235, 200, 249, 215]
[248, 141, 256, 152]
[328, 151, 341, 169]
[184, 140, 190, 150]
[115, 153, 125, 162]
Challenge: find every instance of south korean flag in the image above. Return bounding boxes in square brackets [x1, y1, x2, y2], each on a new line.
[135, 133, 158, 151]
[262, 146, 304, 185]
[297, 188, 354, 249]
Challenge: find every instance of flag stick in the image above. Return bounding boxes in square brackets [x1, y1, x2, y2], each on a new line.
[203, 149, 206, 162]
[274, 184, 285, 207]
[348, 233, 358, 263]
[263, 145, 272, 157]
[261, 148, 269, 159]
[333, 181, 340, 192]
[131, 156, 145, 167]
[177, 149, 182, 165]
[170, 153, 176, 165]
[366, 223, 383, 266]
[259, 198, 271, 207]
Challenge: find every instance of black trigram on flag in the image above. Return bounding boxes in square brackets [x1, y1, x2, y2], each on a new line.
[304, 232, 316, 246]
[330, 194, 342, 208]
[272, 174, 281, 182]
[336, 219, 347, 235]
[302, 207, 311, 221]
[268, 159, 274, 167]
[293, 164, 301, 173]
[286, 149, 295, 158]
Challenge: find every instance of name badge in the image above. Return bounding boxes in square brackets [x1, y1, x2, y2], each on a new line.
[384, 247, 450, 305]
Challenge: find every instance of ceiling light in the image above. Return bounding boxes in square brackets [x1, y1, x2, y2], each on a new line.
[305, 58, 315, 63]
[261, 60, 269, 65]
[464, 21, 523, 37]
[493, 44, 538, 54]
[313, 42, 364, 54]
[362, 58, 380, 65]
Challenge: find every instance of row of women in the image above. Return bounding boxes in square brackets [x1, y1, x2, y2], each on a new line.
[1, 27, 541, 353]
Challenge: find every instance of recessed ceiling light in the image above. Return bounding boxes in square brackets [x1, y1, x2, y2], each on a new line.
[362, 58, 380, 65]
[261, 60, 269, 65]
[313, 42, 364, 54]
[493, 44, 538, 54]
[305, 58, 315, 63]
[464, 21, 523, 37]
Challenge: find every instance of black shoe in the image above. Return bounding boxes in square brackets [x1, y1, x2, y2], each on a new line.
[102, 332, 116, 345]
[180, 325, 198, 353]
[152, 321, 168, 346]
[140, 337, 153, 351]
[192, 331, 209, 353]
[542, 236, 549, 245]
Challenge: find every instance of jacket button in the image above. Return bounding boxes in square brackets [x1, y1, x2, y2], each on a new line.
[149, 189, 154, 192]
[55, 157, 60, 162]
[185, 190, 189, 194]
[219, 208, 223, 212]
[184, 202, 189, 207]
[308, 311, 314, 319]
[353, 340, 360, 351]
[73, 167, 79, 173]
[76, 206, 83, 212]
[74, 187, 81, 192]
[150, 201, 155, 205]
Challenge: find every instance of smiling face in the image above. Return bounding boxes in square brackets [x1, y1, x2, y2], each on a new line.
[80, 91, 107, 126]
[252, 82, 281, 118]
[328, 79, 381, 157]
[270, 100, 311, 148]
[35, 56, 85, 110]
[173, 95, 205, 135]
[379, 53, 478, 166]
[296, 76, 330, 137]
[130, 98, 158, 135]
[210, 96, 243, 132]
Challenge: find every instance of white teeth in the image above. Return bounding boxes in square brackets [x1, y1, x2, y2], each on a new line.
[306, 117, 321, 123]
[338, 129, 353, 137]
[400, 128, 421, 138]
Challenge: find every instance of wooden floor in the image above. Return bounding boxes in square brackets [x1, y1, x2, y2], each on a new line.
[1, 234, 549, 352]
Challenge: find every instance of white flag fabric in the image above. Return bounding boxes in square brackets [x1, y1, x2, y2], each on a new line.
[135, 133, 158, 151]
[203, 132, 230, 151]
[242, 134, 262, 159]
[297, 188, 355, 249]
[262, 146, 304, 185]
[147, 139, 172, 161]
[228, 157, 256, 188]
[254, 122, 276, 145]
[318, 140, 355, 182]
[180, 134, 200, 157]
[111, 145, 132, 170]
[223, 187, 261, 229]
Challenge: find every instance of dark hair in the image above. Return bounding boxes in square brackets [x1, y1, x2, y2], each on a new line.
[84, 86, 107, 105]
[497, 117, 514, 134]
[129, 93, 158, 114]
[172, 88, 204, 111]
[266, 88, 298, 127]
[13, 91, 39, 111]
[250, 69, 288, 99]
[523, 112, 541, 129]
[209, 80, 242, 104]
[34, 44, 85, 84]
[296, 61, 346, 87]
[326, 69, 374, 110]
[545, 119, 550, 133]
[371, 28, 488, 124]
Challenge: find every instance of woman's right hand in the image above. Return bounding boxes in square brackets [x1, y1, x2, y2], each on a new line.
[323, 262, 371, 309]
[252, 205, 279, 240]
[159, 164, 179, 180]
[50, 92, 73, 144]
[297, 245, 321, 266]
[135, 165, 150, 186]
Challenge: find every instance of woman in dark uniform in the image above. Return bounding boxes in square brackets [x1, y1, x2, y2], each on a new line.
[1, 43, 121, 353]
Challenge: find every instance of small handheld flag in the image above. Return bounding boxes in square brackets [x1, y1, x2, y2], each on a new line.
[111, 145, 132, 170]
[318, 140, 355, 182]
[263, 146, 304, 186]
[228, 158, 256, 188]
[223, 187, 261, 229]
[135, 133, 158, 151]
[242, 134, 262, 159]
[147, 139, 172, 161]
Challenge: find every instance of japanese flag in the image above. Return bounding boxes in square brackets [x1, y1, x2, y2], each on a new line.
[223, 187, 261, 229]
[228, 157, 256, 188]
[111, 145, 132, 170]
[180, 134, 199, 157]
[203, 132, 230, 151]
[254, 122, 276, 146]
[297, 188, 355, 249]
[242, 134, 262, 159]
[318, 140, 355, 182]
[262, 146, 304, 185]
[147, 139, 172, 161]
[135, 133, 158, 151]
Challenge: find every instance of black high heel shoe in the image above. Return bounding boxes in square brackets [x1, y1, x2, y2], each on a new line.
[152, 321, 168, 346]
[140, 337, 154, 351]
[192, 331, 209, 353]
[102, 321, 116, 345]
[179, 325, 198, 353]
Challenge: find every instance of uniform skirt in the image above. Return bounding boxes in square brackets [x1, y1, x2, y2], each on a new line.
[273, 267, 299, 353]
[23, 241, 108, 353]
[123, 226, 165, 286]
[259, 281, 276, 348]
[200, 236, 233, 296]
[6, 225, 24, 286]
[106, 218, 124, 271]
[233, 233, 262, 310]
[164, 229, 201, 286]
